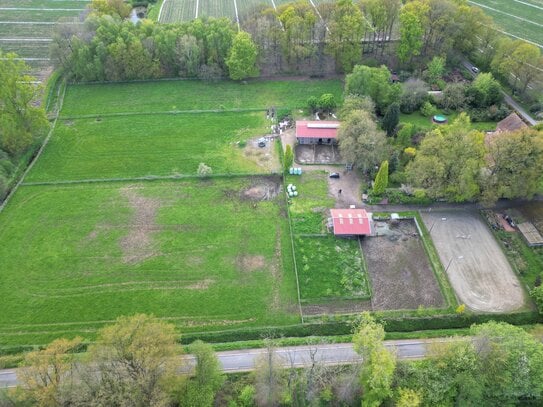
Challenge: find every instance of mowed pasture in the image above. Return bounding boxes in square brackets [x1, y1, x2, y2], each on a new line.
[25, 112, 272, 182]
[0, 177, 298, 346]
[60, 79, 343, 116]
[422, 210, 527, 313]
[468, 0, 543, 46]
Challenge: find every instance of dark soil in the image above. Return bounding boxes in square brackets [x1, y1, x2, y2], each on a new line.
[361, 220, 445, 310]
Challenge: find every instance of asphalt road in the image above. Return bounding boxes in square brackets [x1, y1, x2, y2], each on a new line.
[0, 338, 458, 389]
[461, 60, 538, 126]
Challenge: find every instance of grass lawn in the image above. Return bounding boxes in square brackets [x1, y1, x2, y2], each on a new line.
[295, 235, 370, 302]
[0, 177, 298, 346]
[25, 112, 272, 182]
[399, 111, 497, 132]
[60, 79, 344, 116]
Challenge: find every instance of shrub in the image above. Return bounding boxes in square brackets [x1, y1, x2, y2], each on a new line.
[197, 163, 213, 177]
[420, 101, 437, 117]
[307, 96, 318, 113]
[400, 79, 429, 113]
[396, 123, 417, 148]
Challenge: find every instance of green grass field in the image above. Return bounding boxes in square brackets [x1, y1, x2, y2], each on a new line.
[469, 0, 543, 46]
[0, 178, 298, 346]
[399, 111, 497, 132]
[61, 79, 343, 116]
[25, 112, 271, 182]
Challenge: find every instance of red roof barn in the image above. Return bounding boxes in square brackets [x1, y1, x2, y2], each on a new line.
[296, 121, 339, 145]
[330, 209, 372, 236]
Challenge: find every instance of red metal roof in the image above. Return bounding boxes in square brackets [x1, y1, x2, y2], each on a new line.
[330, 209, 372, 236]
[296, 121, 339, 139]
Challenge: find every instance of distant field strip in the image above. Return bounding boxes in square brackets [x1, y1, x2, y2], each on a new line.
[159, 0, 197, 22]
[469, 0, 543, 45]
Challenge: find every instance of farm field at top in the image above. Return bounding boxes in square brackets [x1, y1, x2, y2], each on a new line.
[0, 178, 298, 346]
[61, 79, 343, 116]
[468, 0, 543, 46]
[1, 0, 88, 8]
[25, 112, 271, 182]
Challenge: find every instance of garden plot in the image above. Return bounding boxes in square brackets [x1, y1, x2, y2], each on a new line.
[361, 219, 445, 311]
[421, 210, 526, 313]
[0, 177, 298, 346]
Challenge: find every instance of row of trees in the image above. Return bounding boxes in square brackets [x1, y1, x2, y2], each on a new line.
[52, 15, 259, 82]
[0, 53, 49, 200]
[5, 313, 543, 406]
[53, 0, 542, 94]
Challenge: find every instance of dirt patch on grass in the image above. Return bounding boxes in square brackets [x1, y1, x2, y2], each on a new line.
[362, 220, 445, 310]
[243, 136, 280, 172]
[119, 187, 161, 264]
[241, 177, 281, 201]
[237, 255, 266, 273]
[421, 210, 526, 313]
[185, 279, 214, 290]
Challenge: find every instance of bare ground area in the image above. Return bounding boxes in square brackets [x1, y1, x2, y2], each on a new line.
[240, 177, 281, 201]
[362, 220, 445, 310]
[421, 210, 526, 313]
[243, 136, 280, 172]
[517, 202, 543, 234]
[302, 299, 372, 315]
[119, 186, 161, 264]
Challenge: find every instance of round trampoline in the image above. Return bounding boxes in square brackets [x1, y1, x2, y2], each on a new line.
[432, 114, 448, 124]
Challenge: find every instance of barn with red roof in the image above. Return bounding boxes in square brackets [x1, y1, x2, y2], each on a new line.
[296, 121, 339, 145]
[330, 209, 373, 236]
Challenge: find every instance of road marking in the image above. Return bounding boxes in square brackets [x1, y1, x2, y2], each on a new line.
[468, 1, 543, 28]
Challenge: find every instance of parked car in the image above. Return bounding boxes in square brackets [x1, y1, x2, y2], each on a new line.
[471, 66, 480, 73]
[329, 172, 340, 179]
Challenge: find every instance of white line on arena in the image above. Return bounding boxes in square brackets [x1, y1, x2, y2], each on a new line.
[0, 7, 85, 11]
[468, 1, 543, 27]
[269, 0, 277, 11]
[233, 0, 240, 30]
[512, 0, 543, 11]
[0, 38, 52, 42]
[195, 0, 199, 19]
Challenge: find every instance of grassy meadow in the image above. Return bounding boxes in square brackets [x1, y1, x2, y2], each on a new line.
[0, 178, 298, 346]
[25, 112, 271, 182]
[61, 79, 343, 116]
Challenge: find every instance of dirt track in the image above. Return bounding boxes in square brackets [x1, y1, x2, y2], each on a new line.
[421, 210, 526, 313]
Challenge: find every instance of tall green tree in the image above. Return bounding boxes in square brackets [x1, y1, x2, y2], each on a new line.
[0, 52, 48, 155]
[426, 55, 445, 85]
[344, 65, 401, 114]
[466, 72, 502, 108]
[353, 312, 396, 407]
[406, 113, 485, 201]
[180, 341, 225, 407]
[226, 31, 259, 80]
[337, 110, 389, 172]
[373, 160, 389, 195]
[382, 102, 400, 136]
[326, 0, 365, 72]
[397, 1, 428, 63]
[491, 38, 543, 95]
[481, 128, 543, 204]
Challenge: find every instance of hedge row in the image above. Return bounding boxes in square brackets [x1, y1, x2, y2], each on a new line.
[179, 311, 541, 344]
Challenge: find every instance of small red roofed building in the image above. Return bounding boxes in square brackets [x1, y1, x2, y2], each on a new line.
[330, 208, 373, 236]
[296, 121, 339, 145]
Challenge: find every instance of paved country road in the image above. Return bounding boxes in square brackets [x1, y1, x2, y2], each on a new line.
[0, 338, 459, 389]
